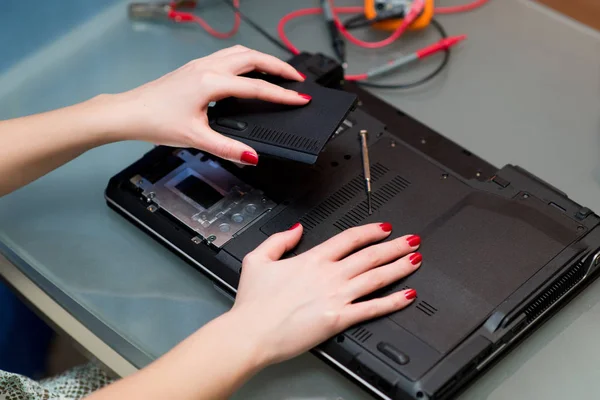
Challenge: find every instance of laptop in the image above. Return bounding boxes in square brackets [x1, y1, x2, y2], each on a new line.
[104, 53, 600, 400]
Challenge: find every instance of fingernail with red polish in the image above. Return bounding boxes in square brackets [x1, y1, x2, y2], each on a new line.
[407, 235, 421, 247]
[240, 151, 258, 165]
[405, 289, 417, 300]
[298, 93, 312, 101]
[289, 222, 301, 231]
[298, 72, 306, 80]
[380, 222, 392, 232]
[409, 252, 422, 265]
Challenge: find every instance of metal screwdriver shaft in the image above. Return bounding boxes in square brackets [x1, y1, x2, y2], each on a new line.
[359, 130, 372, 215]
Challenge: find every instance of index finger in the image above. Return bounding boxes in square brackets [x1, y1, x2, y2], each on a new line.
[219, 49, 305, 81]
[208, 75, 310, 105]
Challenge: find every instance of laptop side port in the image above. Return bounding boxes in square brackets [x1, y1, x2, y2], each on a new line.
[434, 252, 600, 400]
[434, 344, 494, 399]
[474, 251, 600, 375]
[522, 259, 587, 323]
[351, 361, 396, 397]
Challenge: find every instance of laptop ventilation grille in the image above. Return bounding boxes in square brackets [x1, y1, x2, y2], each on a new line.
[350, 327, 373, 343]
[524, 259, 586, 323]
[300, 164, 389, 231]
[334, 175, 411, 231]
[249, 126, 320, 152]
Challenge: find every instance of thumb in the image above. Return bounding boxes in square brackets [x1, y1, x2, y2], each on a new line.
[252, 223, 303, 261]
[196, 126, 259, 166]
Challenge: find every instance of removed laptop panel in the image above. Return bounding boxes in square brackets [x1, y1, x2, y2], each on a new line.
[207, 73, 358, 164]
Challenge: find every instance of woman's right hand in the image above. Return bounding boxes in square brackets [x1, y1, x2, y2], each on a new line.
[85, 223, 422, 400]
[108, 45, 308, 165]
[230, 222, 422, 366]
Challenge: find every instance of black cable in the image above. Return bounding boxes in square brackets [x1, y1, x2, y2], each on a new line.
[220, 0, 295, 55]
[343, 14, 368, 29]
[215, 2, 450, 90]
[344, 9, 408, 30]
[357, 19, 450, 90]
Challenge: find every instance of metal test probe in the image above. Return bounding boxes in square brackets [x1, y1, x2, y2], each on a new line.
[359, 129, 372, 215]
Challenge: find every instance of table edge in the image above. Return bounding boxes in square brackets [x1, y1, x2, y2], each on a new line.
[0, 249, 143, 377]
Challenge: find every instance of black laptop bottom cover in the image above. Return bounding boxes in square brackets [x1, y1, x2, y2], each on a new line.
[105, 97, 600, 399]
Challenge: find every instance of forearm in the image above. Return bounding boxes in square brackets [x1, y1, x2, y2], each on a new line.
[86, 310, 266, 400]
[0, 95, 125, 196]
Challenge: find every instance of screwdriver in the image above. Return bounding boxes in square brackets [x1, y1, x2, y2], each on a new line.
[359, 129, 372, 215]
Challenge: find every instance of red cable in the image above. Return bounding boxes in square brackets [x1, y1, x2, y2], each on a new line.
[179, 0, 489, 41]
[169, 1, 475, 81]
[333, 15, 407, 50]
[169, 0, 241, 39]
[277, 5, 408, 53]
[190, 11, 241, 39]
[277, 5, 420, 80]
[278, 0, 423, 53]
[346, 34, 467, 81]
[345, 73, 369, 81]
[277, 7, 363, 55]
[434, 0, 489, 14]
[330, 0, 424, 49]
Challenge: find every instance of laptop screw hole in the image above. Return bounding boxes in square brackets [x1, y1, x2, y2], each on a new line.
[577, 226, 585, 231]
[331, 161, 339, 167]
[344, 154, 352, 160]
[420, 138, 426, 144]
[522, 193, 529, 199]
[416, 391, 424, 398]
[336, 335, 345, 343]
[441, 173, 448, 180]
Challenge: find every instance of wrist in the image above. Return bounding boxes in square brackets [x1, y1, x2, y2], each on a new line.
[215, 309, 273, 371]
[78, 93, 133, 145]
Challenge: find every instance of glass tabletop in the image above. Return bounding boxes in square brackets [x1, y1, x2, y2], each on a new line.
[1, 0, 600, 399]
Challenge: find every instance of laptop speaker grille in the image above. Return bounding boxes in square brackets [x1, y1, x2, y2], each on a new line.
[524, 259, 586, 323]
[300, 164, 389, 231]
[334, 175, 411, 231]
